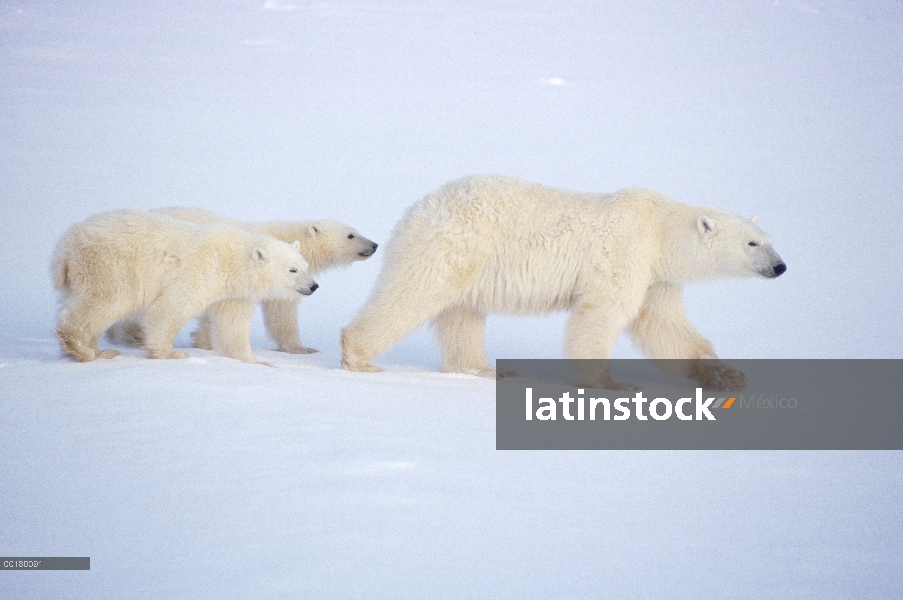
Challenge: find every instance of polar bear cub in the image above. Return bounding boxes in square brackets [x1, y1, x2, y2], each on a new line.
[52, 210, 317, 362]
[106, 208, 378, 361]
[342, 175, 786, 390]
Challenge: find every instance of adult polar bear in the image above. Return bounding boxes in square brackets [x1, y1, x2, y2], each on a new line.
[342, 175, 786, 390]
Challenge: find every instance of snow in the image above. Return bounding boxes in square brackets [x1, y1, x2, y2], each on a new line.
[3, 339, 902, 598]
[1, 341, 499, 596]
[1, 1, 902, 597]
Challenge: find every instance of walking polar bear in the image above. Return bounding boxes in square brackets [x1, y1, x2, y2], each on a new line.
[53, 210, 317, 362]
[342, 175, 786, 390]
[106, 208, 378, 363]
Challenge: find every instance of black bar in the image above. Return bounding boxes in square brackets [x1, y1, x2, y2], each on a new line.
[497, 359, 903, 450]
[1, 558, 90, 570]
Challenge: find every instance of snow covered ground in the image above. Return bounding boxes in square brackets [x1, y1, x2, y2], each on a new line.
[2, 337, 902, 598]
[1, 1, 901, 597]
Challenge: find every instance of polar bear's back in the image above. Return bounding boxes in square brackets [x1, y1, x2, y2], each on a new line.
[398, 175, 661, 240]
[154, 207, 247, 229]
[59, 209, 234, 261]
[53, 210, 250, 299]
[382, 175, 664, 314]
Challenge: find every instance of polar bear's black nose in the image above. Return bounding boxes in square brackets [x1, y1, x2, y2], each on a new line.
[358, 242, 378, 257]
[309, 282, 319, 293]
[773, 263, 787, 277]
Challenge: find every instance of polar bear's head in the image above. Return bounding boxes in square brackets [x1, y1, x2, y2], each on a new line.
[258, 220, 378, 274]
[303, 220, 379, 270]
[254, 239, 319, 298]
[692, 213, 786, 280]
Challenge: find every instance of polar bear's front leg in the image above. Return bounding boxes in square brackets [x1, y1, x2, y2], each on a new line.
[207, 298, 270, 365]
[629, 282, 745, 390]
[261, 298, 317, 354]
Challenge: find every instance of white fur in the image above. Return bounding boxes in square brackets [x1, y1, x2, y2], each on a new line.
[53, 210, 316, 363]
[342, 175, 785, 389]
[105, 207, 377, 360]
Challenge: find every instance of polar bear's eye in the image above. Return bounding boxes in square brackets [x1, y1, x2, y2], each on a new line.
[289, 268, 298, 273]
[348, 234, 355, 239]
[748, 242, 759, 247]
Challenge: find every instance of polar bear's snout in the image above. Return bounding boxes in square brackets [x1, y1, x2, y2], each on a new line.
[760, 261, 787, 278]
[358, 242, 378, 257]
[754, 246, 786, 279]
[299, 281, 319, 296]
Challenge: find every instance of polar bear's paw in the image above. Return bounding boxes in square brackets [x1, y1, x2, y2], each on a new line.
[147, 348, 189, 360]
[696, 364, 746, 391]
[343, 361, 383, 373]
[277, 343, 319, 355]
[190, 328, 213, 350]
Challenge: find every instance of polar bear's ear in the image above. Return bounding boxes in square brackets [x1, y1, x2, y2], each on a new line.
[697, 215, 716, 236]
[291, 240, 301, 252]
[751, 216, 759, 225]
[254, 248, 267, 261]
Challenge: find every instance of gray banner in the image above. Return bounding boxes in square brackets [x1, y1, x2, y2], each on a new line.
[1, 557, 90, 570]
[496, 360, 903, 450]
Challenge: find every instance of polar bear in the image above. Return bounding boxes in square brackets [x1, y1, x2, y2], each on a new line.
[341, 175, 786, 390]
[105, 207, 378, 361]
[52, 210, 318, 362]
